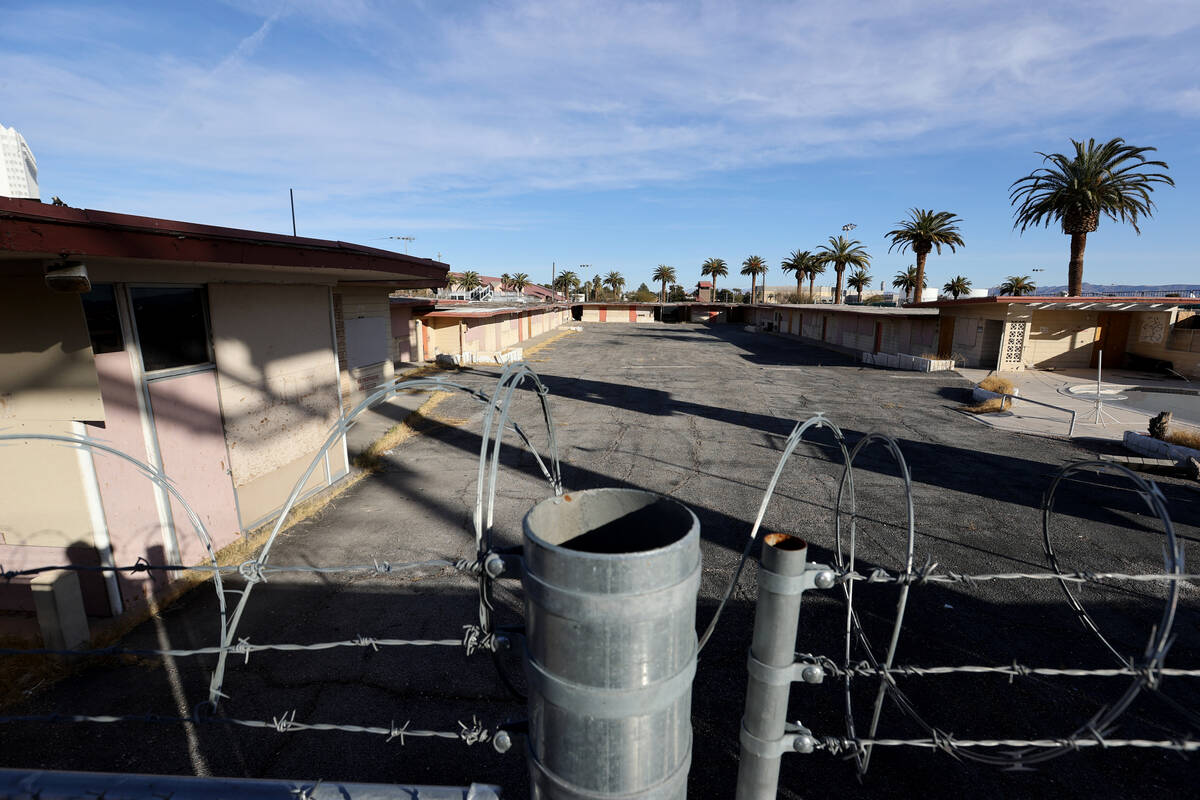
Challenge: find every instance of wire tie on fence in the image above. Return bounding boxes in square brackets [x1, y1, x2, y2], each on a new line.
[234, 637, 254, 664]
[372, 558, 392, 575]
[1085, 722, 1108, 749]
[930, 728, 957, 757]
[272, 710, 298, 733]
[456, 558, 480, 576]
[132, 556, 161, 582]
[387, 719, 411, 745]
[462, 624, 498, 656]
[458, 716, 489, 746]
[237, 560, 265, 583]
[354, 635, 379, 651]
[865, 568, 890, 584]
[913, 556, 937, 585]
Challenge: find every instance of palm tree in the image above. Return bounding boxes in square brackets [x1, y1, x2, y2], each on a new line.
[590, 274, 602, 300]
[891, 267, 921, 303]
[780, 250, 808, 297]
[604, 270, 625, 298]
[459, 270, 482, 292]
[652, 264, 677, 302]
[1010, 137, 1173, 297]
[943, 275, 972, 299]
[510, 272, 529, 293]
[700, 257, 728, 302]
[846, 268, 873, 303]
[802, 254, 826, 301]
[500, 273, 511, 291]
[886, 209, 964, 306]
[816, 236, 870, 304]
[553, 270, 578, 297]
[740, 255, 768, 304]
[999, 275, 1036, 296]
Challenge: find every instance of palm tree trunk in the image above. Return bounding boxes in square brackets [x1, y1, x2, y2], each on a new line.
[835, 268, 844, 304]
[808, 275, 815, 302]
[661, 279, 666, 303]
[1068, 232, 1087, 296]
[796, 275, 802, 298]
[751, 276, 756, 305]
[913, 251, 928, 305]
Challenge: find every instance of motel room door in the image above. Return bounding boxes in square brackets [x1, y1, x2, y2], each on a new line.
[937, 319, 955, 358]
[124, 285, 241, 566]
[1090, 312, 1132, 368]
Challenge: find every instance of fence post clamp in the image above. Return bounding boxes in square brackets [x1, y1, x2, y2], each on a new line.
[755, 562, 836, 595]
[746, 652, 826, 686]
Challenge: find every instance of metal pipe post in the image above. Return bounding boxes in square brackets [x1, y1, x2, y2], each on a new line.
[736, 533, 809, 800]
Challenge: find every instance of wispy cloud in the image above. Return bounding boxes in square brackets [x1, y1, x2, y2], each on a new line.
[3, 0, 1198, 225]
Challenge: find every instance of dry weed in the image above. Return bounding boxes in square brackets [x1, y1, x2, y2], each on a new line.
[961, 397, 1010, 414]
[1165, 428, 1200, 450]
[977, 374, 1015, 395]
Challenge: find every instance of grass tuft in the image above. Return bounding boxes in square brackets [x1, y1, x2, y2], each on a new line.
[978, 374, 1015, 395]
[961, 397, 1010, 414]
[1165, 428, 1200, 450]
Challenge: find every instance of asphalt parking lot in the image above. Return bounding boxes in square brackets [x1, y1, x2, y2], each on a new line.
[3, 322, 1198, 798]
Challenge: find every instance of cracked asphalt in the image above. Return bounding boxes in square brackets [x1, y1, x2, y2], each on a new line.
[3, 322, 1198, 798]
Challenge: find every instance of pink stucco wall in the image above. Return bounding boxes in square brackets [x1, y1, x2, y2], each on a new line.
[147, 371, 241, 565]
[88, 350, 168, 609]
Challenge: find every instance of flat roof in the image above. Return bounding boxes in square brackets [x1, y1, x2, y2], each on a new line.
[0, 197, 448, 286]
[420, 303, 568, 319]
[764, 302, 938, 317]
[913, 295, 1200, 311]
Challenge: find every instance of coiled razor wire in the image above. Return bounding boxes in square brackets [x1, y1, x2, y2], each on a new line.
[697, 413, 850, 651]
[832, 432, 918, 775]
[701, 413, 1195, 774]
[209, 367, 560, 708]
[0, 366, 561, 723]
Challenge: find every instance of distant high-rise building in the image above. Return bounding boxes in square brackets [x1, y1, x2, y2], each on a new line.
[0, 123, 39, 200]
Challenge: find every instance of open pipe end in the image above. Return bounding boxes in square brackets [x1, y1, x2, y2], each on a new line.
[764, 533, 807, 551]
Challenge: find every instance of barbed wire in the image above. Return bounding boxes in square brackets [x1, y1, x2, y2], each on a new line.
[832, 565, 1199, 587]
[0, 624, 500, 661]
[1, 556, 481, 583]
[796, 654, 1200, 683]
[0, 711, 498, 747]
[814, 734, 1200, 756]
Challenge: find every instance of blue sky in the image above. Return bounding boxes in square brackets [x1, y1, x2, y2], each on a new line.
[3, 0, 1198, 293]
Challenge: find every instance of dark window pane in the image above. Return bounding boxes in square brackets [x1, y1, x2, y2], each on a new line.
[80, 283, 124, 354]
[130, 287, 210, 371]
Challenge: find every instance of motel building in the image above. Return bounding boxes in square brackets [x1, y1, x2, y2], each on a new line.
[0, 198, 447, 630]
[916, 296, 1200, 376]
[576, 296, 1200, 379]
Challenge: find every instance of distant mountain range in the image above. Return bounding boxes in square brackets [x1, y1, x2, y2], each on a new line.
[994, 282, 1200, 295]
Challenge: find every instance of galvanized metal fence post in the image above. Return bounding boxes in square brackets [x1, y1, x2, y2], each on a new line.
[736, 534, 820, 800]
[522, 488, 701, 799]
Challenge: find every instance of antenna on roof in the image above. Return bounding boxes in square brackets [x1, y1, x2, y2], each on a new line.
[290, 189, 297, 236]
[383, 236, 416, 254]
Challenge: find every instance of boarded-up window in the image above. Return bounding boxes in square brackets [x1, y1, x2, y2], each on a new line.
[0, 276, 104, 421]
[344, 316, 389, 368]
[954, 316, 978, 347]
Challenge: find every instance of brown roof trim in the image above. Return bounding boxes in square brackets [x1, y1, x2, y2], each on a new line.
[912, 295, 1200, 309]
[419, 303, 568, 320]
[0, 197, 448, 282]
